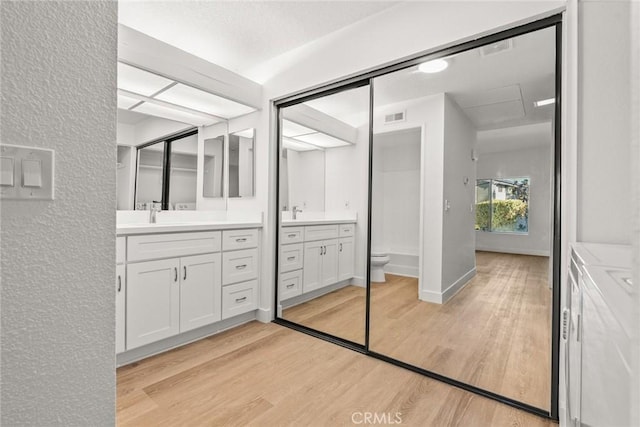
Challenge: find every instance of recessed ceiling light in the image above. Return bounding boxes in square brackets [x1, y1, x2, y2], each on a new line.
[418, 59, 448, 73]
[534, 98, 555, 107]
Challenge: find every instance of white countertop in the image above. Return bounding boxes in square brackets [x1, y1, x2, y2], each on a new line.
[281, 218, 357, 227]
[116, 210, 263, 235]
[117, 220, 262, 236]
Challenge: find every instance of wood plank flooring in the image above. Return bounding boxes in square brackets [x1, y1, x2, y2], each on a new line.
[282, 251, 552, 410]
[117, 321, 556, 426]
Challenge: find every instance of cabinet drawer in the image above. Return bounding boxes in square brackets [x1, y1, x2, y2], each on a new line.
[116, 237, 126, 265]
[222, 280, 258, 319]
[280, 243, 303, 273]
[222, 229, 258, 251]
[338, 223, 355, 237]
[128, 231, 221, 262]
[222, 248, 258, 285]
[279, 270, 302, 300]
[304, 225, 338, 242]
[281, 227, 303, 244]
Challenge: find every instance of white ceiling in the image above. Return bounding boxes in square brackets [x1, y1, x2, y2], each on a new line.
[118, 1, 398, 77]
[302, 25, 556, 132]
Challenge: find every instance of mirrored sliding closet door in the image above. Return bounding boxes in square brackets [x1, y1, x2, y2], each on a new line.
[368, 25, 557, 410]
[275, 16, 561, 418]
[277, 84, 371, 345]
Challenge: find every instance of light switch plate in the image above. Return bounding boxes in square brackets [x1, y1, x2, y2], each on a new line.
[0, 156, 15, 187]
[0, 144, 54, 200]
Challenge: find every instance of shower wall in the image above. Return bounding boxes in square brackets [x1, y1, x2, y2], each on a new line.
[372, 128, 421, 276]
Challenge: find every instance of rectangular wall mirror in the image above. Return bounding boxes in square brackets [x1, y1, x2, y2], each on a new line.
[203, 134, 225, 198]
[228, 128, 255, 198]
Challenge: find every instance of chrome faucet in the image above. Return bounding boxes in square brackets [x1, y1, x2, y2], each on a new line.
[292, 205, 302, 220]
[150, 201, 161, 223]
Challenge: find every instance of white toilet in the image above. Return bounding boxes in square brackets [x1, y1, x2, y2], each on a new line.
[370, 249, 391, 283]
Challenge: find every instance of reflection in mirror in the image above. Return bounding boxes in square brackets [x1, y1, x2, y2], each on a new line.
[229, 129, 255, 198]
[135, 142, 165, 210]
[168, 132, 198, 210]
[368, 26, 556, 410]
[203, 135, 225, 198]
[278, 84, 370, 345]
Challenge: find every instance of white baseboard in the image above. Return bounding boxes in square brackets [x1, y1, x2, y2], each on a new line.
[281, 280, 351, 309]
[256, 307, 272, 323]
[420, 267, 476, 304]
[385, 264, 419, 278]
[475, 246, 550, 257]
[351, 276, 366, 287]
[117, 310, 257, 367]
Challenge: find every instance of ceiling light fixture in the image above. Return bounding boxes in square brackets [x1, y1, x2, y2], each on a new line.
[418, 59, 449, 73]
[116, 61, 257, 126]
[534, 98, 555, 107]
[282, 137, 321, 152]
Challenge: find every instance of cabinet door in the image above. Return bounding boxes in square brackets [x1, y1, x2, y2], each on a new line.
[127, 258, 180, 349]
[321, 239, 339, 287]
[338, 237, 355, 282]
[303, 241, 323, 293]
[115, 264, 126, 354]
[180, 253, 222, 333]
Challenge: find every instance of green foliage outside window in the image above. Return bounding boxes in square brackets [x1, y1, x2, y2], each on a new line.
[475, 177, 529, 233]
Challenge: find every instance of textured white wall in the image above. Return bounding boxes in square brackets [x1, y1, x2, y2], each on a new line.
[476, 144, 553, 256]
[441, 95, 477, 290]
[1, 1, 116, 425]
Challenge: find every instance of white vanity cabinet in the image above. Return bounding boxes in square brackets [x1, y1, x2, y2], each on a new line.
[303, 239, 339, 293]
[115, 236, 126, 354]
[221, 229, 259, 319]
[119, 226, 261, 354]
[127, 258, 181, 349]
[280, 222, 355, 300]
[338, 224, 355, 282]
[180, 253, 222, 333]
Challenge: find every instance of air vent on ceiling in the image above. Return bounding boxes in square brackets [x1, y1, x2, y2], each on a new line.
[480, 39, 513, 57]
[384, 111, 405, 124]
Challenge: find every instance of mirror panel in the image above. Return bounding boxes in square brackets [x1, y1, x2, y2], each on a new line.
[203, 135, 225, 198]
[229, 128, 255, 198]
[135, 142, 165, 210]
[278, 84, 370, 345]
[368, 26, 556, 409]
[168, 132, 198, 210]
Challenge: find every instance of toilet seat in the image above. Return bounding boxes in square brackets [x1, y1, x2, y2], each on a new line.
[371, 249, 388, 257]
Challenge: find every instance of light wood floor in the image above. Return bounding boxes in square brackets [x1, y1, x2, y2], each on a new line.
[282, 251, 552, 410]
[117, 321, 556, 426]
[283, 284, 366, 344]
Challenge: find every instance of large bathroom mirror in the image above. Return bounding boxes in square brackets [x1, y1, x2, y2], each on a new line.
[368, 25, 557, 410]
[229, 128, 255, 198]
[277, 83, 371, 345]
[203, 134, 225, 198]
